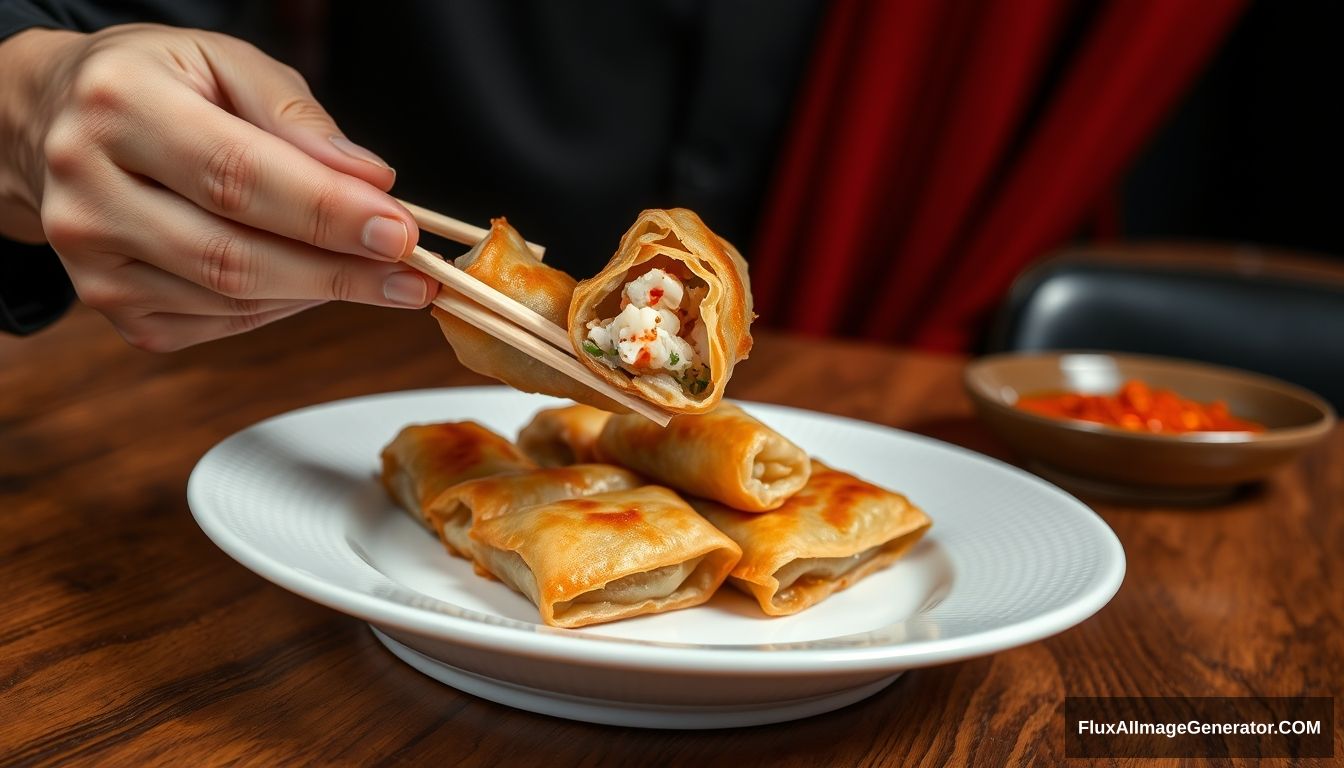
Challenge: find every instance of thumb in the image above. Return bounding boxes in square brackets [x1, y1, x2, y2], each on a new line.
[198, 35, 397, 192]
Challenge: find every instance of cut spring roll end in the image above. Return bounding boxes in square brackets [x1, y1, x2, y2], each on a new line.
[378, 421, 534, 529]
[693, 461, 932, 616]
[595, 403, 811, 512]
[569, 209, 754, 415]
[740, 525, 928, 616]
[426, 463, 643, 562]
[470, 485, 742, 628]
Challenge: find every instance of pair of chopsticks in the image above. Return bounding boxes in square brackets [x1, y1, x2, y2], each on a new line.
[395, 198, 674, 427]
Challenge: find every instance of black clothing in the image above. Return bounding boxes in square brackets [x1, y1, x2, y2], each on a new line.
[0, 0, 821, 335]
[0, 241, 74, 334]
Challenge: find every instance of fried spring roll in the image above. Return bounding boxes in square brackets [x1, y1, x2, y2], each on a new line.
[470, 486, 742, 628]
[431, 218, 625, 412]
[427, 464, 642, 560]
[594, 403, 810, 511]
[569, 209, 754, 414]
[691, 462, 931, 616]
[379, 421, 534, 529]
[516, 404, 613, 467]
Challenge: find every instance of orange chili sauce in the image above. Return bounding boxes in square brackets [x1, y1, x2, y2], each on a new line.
[1015, 379, 1266, 434]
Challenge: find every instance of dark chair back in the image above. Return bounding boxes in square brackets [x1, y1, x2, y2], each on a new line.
[988, 244, 1344, 409]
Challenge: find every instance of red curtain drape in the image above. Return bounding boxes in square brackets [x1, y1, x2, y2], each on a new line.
[750, 0, 1247, 352]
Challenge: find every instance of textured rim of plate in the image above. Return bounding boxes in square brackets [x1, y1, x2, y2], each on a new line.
[188, 387, 1125, 676]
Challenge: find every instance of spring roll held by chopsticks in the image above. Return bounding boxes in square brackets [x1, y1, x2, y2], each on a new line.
[379, 421, 534, 529]
[569, 209, 754, 415]
[691, 461, 931, 616]
[432, 218, 626, 412]
[594, 403, 810, 511]
[470, 485, 742, 628]
[516, 404, 613, 467]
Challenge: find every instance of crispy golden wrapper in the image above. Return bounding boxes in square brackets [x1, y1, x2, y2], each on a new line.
[379, 421, 534, 529]
[427, 463, 642, 562]
[431, 218, 625, 412]
[516, 403, 613, 467]
[471, 486, 741, 628]
[595, 403, 810, 511]
[568, 209, 754, 414]
[691, 462, 931, 616]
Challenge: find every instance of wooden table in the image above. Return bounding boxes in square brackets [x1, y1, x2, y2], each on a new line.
[2, 303, 1339, 767]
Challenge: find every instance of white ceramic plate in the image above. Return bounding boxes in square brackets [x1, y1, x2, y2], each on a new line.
[188, 388, 1125, 728]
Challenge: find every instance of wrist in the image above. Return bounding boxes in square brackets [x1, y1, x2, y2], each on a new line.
[0, 28, 84, 243]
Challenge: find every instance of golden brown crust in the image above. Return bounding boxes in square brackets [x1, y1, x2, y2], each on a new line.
[378, 421, 534, 529]
[567, 209, 754, 414]
[426, 463, 642, 559]
[470, 485, 742, 628]
[594, 403, 810, 511]
[516, 404, 613, 467]
[432, 218, 626, 412]
[691, 461, 931, 616]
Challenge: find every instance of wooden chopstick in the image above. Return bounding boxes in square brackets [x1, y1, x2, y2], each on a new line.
[404, 246, 673, 427]
[397, 198, 547, 260]
[406, 247, 570, 350]
[432, 288, 672, 426]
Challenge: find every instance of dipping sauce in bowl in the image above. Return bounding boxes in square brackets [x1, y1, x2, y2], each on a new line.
[964, 352, 1335, 504]
[1015, 379, 1265, 434]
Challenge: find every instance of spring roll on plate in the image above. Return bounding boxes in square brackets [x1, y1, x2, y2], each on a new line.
[595, 403, 810, 511]
[516, 403, 613, 467]
[431, 218, 625, 412]
[427, 463, 642, 562]
[379, 421, 534, 529]
[569, 209, 754, 415]
[691, 462, 931, 616]
[470, 486, 742, 628]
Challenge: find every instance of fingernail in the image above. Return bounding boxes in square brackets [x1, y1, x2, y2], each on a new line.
[383, 272, 429, 307]
[330, 135, 391, 170]
[362, 216, 407, 260]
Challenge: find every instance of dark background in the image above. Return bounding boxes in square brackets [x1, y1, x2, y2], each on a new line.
[2, 1, 1340, 338]
[1123, 1, 1342, 258]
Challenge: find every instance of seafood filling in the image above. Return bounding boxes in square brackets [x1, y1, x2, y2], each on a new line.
[584, 268, 711, 393]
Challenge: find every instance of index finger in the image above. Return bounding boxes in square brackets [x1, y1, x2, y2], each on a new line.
[104, 76, 417, 262]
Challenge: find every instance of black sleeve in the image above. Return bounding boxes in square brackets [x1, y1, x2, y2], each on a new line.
[0, 240, 74, 335]
[0, 0, 251, 38]
[0, 0, 56, 39]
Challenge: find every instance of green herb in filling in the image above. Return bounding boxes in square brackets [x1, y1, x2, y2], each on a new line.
[677, 364, 712, 394]
[668, 351, 679, 366]
[582, 340, 605, 357]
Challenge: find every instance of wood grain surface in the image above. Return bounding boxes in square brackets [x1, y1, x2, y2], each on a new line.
[1, 303, 1339, 767]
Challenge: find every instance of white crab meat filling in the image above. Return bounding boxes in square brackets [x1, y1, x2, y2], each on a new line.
[588, 305, 693, 373]
[624, 268, 685, 310]
[586, 268, 699, 375]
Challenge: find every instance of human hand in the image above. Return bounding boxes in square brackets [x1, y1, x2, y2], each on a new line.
[0, 24, 434, 350]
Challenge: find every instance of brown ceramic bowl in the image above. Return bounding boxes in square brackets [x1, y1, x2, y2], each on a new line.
[964, 352, 1336, 503]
